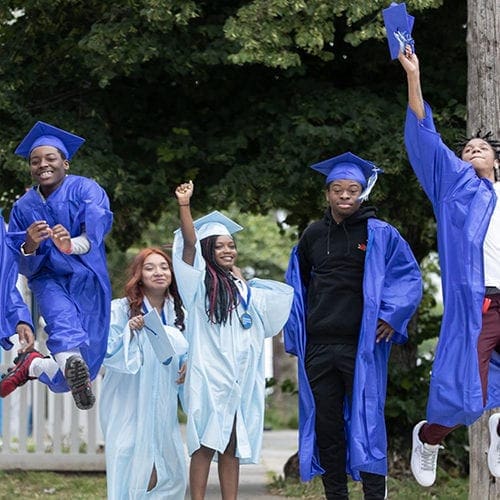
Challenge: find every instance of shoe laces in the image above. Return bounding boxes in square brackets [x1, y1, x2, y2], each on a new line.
[420, 443, 442, 471]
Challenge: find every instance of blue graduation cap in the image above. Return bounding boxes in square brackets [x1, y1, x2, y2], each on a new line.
[15, 121, 85, 160]
[310, 152, 383, 201]
[174, 210, 243, 241]
[382, 2, 415, 60]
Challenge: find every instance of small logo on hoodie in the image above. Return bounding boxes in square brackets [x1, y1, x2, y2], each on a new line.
[357, 243, 367, 252]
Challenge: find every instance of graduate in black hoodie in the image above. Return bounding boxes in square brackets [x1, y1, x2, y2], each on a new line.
[286, 152, 422, 499]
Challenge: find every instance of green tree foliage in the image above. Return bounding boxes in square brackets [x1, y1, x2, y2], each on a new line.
[0, 0, 464, 256]
[224, 0, 441, 68]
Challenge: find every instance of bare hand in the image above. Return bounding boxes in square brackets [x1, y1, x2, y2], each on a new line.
[176, 362, 187, 384]
[24, 220, 51, 253]
[50, 224, 72, 253]
[175, 181, 194, 205]
[397, 44, 419, 75]
[376, 319, 394, 343]
[128, 315, 145, 331]
[16, 323, 35, 353]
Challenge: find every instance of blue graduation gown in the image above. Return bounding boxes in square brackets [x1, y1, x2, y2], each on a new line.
[100, 298, 187, 500]
[8, 175, 113, 392]
[284, 218, 422, 481]
[405, 103, 500, 426]
[0, 218, 33, 348]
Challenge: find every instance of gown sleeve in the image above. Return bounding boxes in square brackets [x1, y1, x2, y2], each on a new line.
[376, 226, 422, 345]
[404, 102, 476, 206]
[103, 298, 143, 374]
[248, 278, 293, 339]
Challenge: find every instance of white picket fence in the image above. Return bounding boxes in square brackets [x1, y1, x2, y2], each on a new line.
[0, 344, 105, 471]
[0, 274, 105, 470]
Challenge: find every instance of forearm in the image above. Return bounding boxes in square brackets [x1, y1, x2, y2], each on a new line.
[406, 69, 425, 120]
[179, 204, 196, 264]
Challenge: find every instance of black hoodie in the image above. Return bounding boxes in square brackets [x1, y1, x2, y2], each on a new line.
[297, 205, 377, 344]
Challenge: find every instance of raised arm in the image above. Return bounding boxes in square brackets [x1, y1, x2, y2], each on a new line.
[398, 46, 425, 120]
[174, 181, 196, 265]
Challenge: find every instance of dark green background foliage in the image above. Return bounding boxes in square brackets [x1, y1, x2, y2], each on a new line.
[0, 0, 469, 475]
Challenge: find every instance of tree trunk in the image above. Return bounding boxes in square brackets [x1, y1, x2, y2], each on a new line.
[466, 0, 500, 138]
[466, 1, 500, 498]
[468, 411, 500, 499]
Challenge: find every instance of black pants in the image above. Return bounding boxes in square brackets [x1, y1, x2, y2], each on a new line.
[305, 343, 386, 500]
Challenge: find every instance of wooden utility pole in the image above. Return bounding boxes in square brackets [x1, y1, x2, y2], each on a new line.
[466, 0, 500, 498]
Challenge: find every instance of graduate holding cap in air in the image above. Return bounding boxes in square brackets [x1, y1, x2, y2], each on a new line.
[0, 121, 113, 411]
[385, 1, 500, 487]
[284, 152, 422, 499]
[173, 181, 293, 500]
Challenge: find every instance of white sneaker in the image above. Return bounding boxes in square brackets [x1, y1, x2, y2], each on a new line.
[488, 413, 500, 477]
[410, 420, 443, 487]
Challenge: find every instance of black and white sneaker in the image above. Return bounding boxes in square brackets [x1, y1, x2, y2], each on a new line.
[65, 355, 95, 410]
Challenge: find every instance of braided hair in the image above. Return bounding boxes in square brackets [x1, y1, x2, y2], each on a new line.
[124, 247, 185, 331]
[200, 235, 240, 325]
[456, 130, 500, 181]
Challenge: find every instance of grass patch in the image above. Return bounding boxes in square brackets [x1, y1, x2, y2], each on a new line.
[269, 473, 468, 499]
[0, 471, 106, 499]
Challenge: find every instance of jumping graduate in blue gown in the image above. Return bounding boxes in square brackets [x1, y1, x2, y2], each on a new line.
[284, 152, 422, 499]
[396, 43, 500, 486]
[0, 121, 113, 410]
[0, 216, 35, 354]
[100, 248, 188, 500]
[173, 181, 293, 500]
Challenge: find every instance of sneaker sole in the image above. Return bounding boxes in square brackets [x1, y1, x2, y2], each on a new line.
[65, 356, 95, 410]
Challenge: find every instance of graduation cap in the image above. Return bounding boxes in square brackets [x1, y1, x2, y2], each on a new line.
[382, 2, 415, 60]
[174, 210, 243, 241]
[15, 121, 85, 160]
[310, 152, 383, 201]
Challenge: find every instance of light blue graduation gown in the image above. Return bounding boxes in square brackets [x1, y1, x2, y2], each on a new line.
[405, 103, 500, 426]
[172, 235, 293, 464]
[100, 297, 187, 500]
[284, 219, 422, 481]
[8, 175, 113, 392]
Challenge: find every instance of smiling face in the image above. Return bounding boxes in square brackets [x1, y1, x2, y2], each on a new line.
[461, 138, 497, 180]
[213, 235, 237, 271]
[141, 253, 172, 296]
[29, 145, 69, 197]
[326, 179, 363, 223]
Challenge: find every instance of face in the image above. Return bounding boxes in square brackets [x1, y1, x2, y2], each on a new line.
[326, 179, 363, 223]
[214, 235, 237, 270]
[461, 138, 497, 180]
[141, 253, 172, 295]
[29, 145, 69, 196]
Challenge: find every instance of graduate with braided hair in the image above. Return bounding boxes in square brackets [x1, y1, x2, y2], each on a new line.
[396, 38, 500, 487]
[173, 181, 293, 500]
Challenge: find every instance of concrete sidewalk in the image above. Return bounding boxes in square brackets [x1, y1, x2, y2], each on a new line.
[190, 429, 298, 499]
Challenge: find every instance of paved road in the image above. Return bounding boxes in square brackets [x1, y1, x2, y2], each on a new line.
[187, 429, 298, 499]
